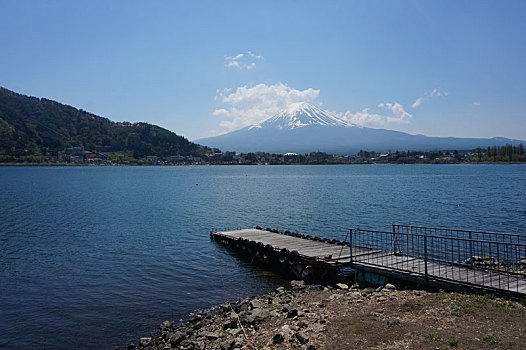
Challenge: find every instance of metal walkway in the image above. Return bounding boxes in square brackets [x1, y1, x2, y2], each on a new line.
[211, 225, 526, 297]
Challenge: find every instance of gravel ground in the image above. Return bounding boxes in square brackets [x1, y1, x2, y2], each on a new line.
[125, 281, 526, 350]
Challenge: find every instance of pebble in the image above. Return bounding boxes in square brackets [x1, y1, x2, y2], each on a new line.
[169, 331, 185, 346]
[139, 337, 151, 347]
[335, 283, 349, 290]
[296, 330, 310, 344]
[384, 283, 396, 290]
[387, 318, 401, 327]
[291, 280, 306, 290]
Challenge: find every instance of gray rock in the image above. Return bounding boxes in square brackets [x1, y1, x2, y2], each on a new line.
[270, 310, 281, 317]
[384, 283, 396, 290]
[169, 331, 186, 346]
[239, 308, 269, 325]
[139, 337, 151, 347]
[297, 321, 308, 328]
[296, 330, 309, 344]
[387, 318, 400, 327]
[375, 286, 384, 292]
[204, 332, 219, 340]
[273, 333, 284, 344]
[220, 304, 230, 313]
[311, 285, 324, 291]
[291, 280, 306, 290]
[329, 294, 341, 301]
[192, 340, 205, 350]
[228, 328, 241, 336]
[335, 283, 349, 290]
[190, 314, 202, 323]
[222, 318, 237, 330]
[249, 299, 262, 309]
[159, 320, 172, 330]
[349, 291, 361, 299]
[307, 345, 316, 350]
[276, 286, 286, 293]
[233, 337, 244, 348]
[180, 339, 192, 348]
[220, 339, 235, 350]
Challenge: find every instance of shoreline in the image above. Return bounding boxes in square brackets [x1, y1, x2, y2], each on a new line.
[124, 281, 526, 350]
[1, 161, 526, 167]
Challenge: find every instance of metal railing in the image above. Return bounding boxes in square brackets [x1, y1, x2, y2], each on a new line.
[393, 224, 526, 245]
[349, 227, 526, 294]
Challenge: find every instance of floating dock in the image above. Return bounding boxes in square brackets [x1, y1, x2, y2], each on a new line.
[211, 225, 526, 298]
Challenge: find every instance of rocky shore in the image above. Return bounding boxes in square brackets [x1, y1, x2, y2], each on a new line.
[125, 281, 526, 350]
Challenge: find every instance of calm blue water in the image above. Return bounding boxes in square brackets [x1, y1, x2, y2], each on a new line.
[1, 165, 525, 349]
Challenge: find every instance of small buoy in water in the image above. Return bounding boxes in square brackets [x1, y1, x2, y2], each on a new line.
[196, 183, 199, 186]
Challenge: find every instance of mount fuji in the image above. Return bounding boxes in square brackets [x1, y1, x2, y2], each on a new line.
[196, 102, 524, 154]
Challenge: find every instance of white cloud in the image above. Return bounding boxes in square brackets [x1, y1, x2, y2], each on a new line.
[472, 101, 481, 106]
[379, 102, 413, 123]
[247, 50, 263, 59]
[213, 83, 320, 131]
[411, 97, 423, 108]
[411, 97, 424, 108]
[411, 87, 449, 108]
[339, 109, 385, 125]
[337, 102, 413, 126]
[225, 51, 264, 70]
[430, 87, 449, 97]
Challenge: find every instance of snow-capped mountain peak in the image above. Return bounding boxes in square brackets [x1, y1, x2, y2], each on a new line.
[249, 102, 358, 130]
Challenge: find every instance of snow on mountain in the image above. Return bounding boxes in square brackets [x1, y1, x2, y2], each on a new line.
[249, 102, 357, 130]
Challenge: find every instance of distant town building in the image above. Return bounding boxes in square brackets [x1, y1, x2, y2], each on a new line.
[57, 153, 71, 162]
[283, 152, 299, 162]
[166, 155, 185, 163]
[65, 146, 84, 154]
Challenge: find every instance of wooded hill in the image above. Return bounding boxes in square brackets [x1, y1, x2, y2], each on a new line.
[0, 87, 208, 162]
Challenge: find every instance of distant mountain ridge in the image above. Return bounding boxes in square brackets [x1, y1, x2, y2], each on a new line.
[0, 87, 207, 162]
[196, 103, 525, 154]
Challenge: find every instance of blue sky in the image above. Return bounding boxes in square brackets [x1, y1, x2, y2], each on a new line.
[1, 0, 525, 140]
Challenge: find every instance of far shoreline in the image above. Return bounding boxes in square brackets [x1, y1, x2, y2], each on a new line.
[1, 162, 525, 167]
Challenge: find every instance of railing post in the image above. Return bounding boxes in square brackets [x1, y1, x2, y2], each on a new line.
[391, 224, 397, 254]
[349, 229, 353, 264]
[469, 231, 473, 268]
[424, 234, 428, 284]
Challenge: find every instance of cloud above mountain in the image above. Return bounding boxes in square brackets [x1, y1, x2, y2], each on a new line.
[213, 83, 320, 132]
[212, 82, 429, 134]
[337, 102, 413, 127]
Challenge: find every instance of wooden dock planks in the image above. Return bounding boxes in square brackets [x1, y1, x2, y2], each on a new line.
[212, 228, 526, 296]
[215, 229, 348, 260]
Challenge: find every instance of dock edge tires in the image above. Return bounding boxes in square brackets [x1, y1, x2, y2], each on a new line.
[288, 250, 300, 266]
[263, 244, 274, 260]
[278, 248, 289, 264]
[247, 240, 256, 254]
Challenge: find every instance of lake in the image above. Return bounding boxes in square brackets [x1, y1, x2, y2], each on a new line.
[0, 164, 525, 349]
